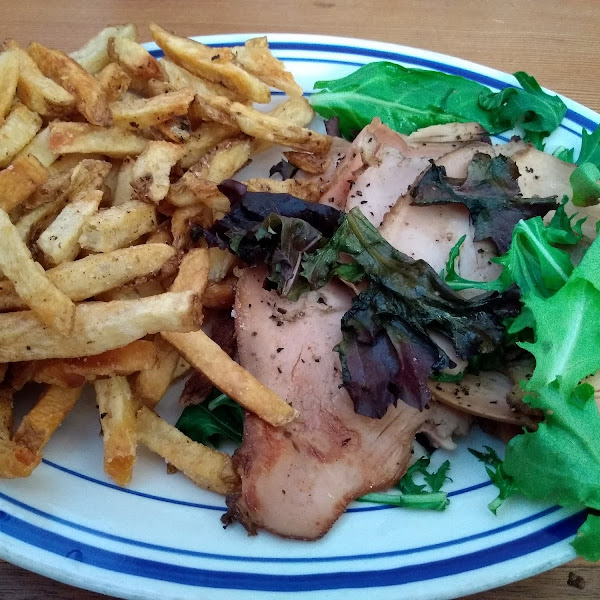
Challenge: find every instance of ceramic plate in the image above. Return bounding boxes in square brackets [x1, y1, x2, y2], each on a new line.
[0, 34, 595, 600]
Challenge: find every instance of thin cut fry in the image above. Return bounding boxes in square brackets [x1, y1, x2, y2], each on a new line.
[111, 88, 194, 129]
[233, 37, 303, 97]
[34, 341, 158, 387]
[0, 207, 75, 334]
[107, 37, 163, 81]
[96, 62, 131, 102]
[15, 197, 65, 244]
[28, 42, 113, 126]
[0, 51, 19, 123]
[179, 122, 239, 170]
[166, 171, 230, 213]
[136, 405, 239, 494]
[13, 385, 82, 453]
[0, 154, 49, 213]
[0, 290, 201, 362]
[112, 157, 135, 205]
[37, 189, 103, 265]
[131, 141, 183, 204]
[170, 248, 210, 297]
[201, 278, 236, 308]
[149, 22, 270, 103]
[17, 127, 58, 168]
[94, 376, 137, 486]
[79, 200, 158, 252]
[0, 386, 12, 440]
[194, 137, 252, 182]
[164, 329, 297, 427]
[245, 177, 322, 202]
[284, 150, 330, 175]
[131, 336, 179, 408]
[50, 122, 148, 157]
[153, 116, 192, 143]
[0, 104, 42, 167]
[70, 24, 137, 74]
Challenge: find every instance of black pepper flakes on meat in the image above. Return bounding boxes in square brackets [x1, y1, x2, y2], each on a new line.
[276, 307, 287, 314]
[276, 347, 284, 353]
[276, 320, 283, 326]
[277, 367, 282, 374]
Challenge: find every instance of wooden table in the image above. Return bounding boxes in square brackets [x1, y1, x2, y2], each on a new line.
[2, 0, 599, 598]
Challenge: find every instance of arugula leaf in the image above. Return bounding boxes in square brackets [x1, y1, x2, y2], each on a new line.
[570, 162, 600, 207]
[577, 124, 600, 166]
[478, 72, 567, 150]
[176, 389, 244, 448]
[310, 63, 566, 146]
[469, 446, 516, 514]
[554, 146, 575, 163]
[412, 154, 558, 253]
[358, 456, 452, 511]
[572, 514, 600, 561]
[546, 197, 586, 245]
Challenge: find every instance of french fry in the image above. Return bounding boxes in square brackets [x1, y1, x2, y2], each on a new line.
[111, 88, 194, 129]
[0, 290, 201, 362]
[160, 59, 243, 101]
[0, 244, 176, 311]
[96, 62, 131, 102]
[79, 200, 158, 252]
[107, 37, 163, 82]
[94, 376, 137, 486]
[170, 248, 210, 297]
[163, 332, 297, 427]
[3, 44, 76, 118]
[112, 157, 134, 205]
[0, 386, 12, 440]
[7, 362, 36, 391]
[37, 189, 103, 265]
[28, 42, 113, 126]
[245, 177, 322, 202]
[193, 137, 252, 182]
[49, 122, 148, 157]
[193, 95, 331, 154]
[136, 405, 239, 494]
[131, 141, 184, 204]
[149, 22, 270, 103]
[153, 116, 192, 143]
[170, 204, 212, 250]
[202, 278, 236, 308]
[34, 340, 158, 387]
[0, 154, 49, 213]
[269, 96, 315, 126]
[172, 355, 191, 381]
[233, 36, 303, 97]
[0, 207, 75, 334]
[284, 150, 330, 175]
[70, 24, 137, 74]
[179, 122, 239, 169]
[13, 385, 82, 453]
[131, 336, 179, 408]
[208, 247, 236, 282]
[17, 127, 58, 169]
[15, 197, 66, 244]
[167, 171, 230, 213]
[0, 364, 7, 386]
[0, 51, 19, 123]
[0, 104, 42, 167]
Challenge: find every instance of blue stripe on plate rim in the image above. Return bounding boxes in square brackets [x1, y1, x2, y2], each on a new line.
[0, 35, 593, 595]
[0, 504, 587, 591]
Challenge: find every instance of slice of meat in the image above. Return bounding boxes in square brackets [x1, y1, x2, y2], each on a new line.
[228, 266, 429, 539]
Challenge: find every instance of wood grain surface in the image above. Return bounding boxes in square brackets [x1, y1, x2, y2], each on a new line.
[0, 0, 599, 598]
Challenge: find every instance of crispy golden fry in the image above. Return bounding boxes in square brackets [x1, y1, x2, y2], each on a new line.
[136, 405, 239, 494]
[70, 24, 137, 75]
[13, 385, 82, 453]
[34, 340, 158, 387]
[94, 376, 137, 486]
[28, 42, 113, 126]
[201, 278, 236, 308]
[15, 198, 65, 244]
[0, 244, 175, 311]
[245, 177, 322, 202]
[131, 336, 179, 408]
[79, 200, 158, 252]
[0, 104, 42, 168]
[193, 95, 330, 154]
[170, 248, 210, 298]
[166, 172, 230, 213]
[233, 36, 303, 97]
[0, 208, 75, 334]
[37, 189, 103, 265]
[107, 37, 163, 82]
[153, 115, 192, 143]
[170, 204, 212, 250]
[149, 22, 270, 103]
[172, 355, 191, 381]
[160, 59, 243, 101]
[111, 88, 194, 129]
[3, 44, 76, 118]
[0, 51, 19, 123]
[17, 127, 58, 169]
[284, 150, 330, 175]
[194, 137, 252, 182]
[0, 154, 49, 212]
[131, 141, 184, 204]
[179, 123, 239, 170]
[112, 157, 134, 205]
[7, 362, 36, 391]
[163, 330, 296, 427]
[0, 386, 12, 439]
[134, 278, 165, 298]
[207, 247, 236, 282]
[0, 290, 201, 362]
[50, 122, 148, 157]
[96, 62, 131, 102]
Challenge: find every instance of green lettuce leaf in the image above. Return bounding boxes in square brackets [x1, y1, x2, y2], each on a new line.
[468, 446, 516, 514]
[572, 514, 600, 561]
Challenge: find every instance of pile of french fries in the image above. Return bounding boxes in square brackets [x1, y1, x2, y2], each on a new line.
[0, 23, 332, 492]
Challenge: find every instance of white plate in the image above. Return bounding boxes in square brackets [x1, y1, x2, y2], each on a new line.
[0, 34, 595, 600]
